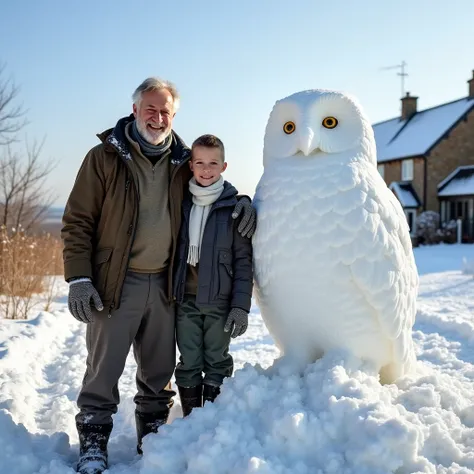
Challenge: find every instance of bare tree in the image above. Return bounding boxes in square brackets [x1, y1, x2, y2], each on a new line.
[0, 63, 27, 145]
[0, 63, 59, 320]
[0, 139, 57, 233]
[0, 63, 56, 234]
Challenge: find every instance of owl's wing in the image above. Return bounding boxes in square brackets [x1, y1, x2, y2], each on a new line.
[346, 166, 419, 380]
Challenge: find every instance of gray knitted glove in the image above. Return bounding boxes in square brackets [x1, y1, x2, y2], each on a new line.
[224, 308, 248, 338]
[232, 197, 257, 238]
[68, 280, 104, 323]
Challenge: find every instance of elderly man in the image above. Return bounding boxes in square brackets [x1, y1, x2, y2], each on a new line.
[61, 77, 255, 474]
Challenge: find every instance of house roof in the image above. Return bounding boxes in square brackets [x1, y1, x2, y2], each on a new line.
[389, 182, 421, 208]
[438, 165, 474, 197]
[374, 97, 474, 163]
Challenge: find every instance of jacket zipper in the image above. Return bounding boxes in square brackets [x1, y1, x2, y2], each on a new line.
[207, 202, 225, 302]
[167, 156, 191, 301]
[178, 213, 190, 304]
[109, 173, 138, 317]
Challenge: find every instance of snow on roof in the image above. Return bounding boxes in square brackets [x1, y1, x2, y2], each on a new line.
[438, 166, 474, 197]
[389, 181, 421, 208]
[374, 97, 474, 163]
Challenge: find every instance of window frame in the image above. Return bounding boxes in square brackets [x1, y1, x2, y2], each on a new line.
[401, 159, 414, 181]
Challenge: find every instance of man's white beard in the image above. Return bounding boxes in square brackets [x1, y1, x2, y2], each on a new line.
[136, 119, 170, 145]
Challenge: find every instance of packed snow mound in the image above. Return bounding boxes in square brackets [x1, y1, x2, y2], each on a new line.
[2, 247, 474, 474]
[141, 351, 474, 474]
[0, 411, 73, 474]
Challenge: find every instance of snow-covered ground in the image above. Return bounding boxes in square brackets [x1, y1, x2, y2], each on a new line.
[1, 244, 474, 474]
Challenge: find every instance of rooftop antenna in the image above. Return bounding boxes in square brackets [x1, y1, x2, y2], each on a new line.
[380, 60, 408, 98]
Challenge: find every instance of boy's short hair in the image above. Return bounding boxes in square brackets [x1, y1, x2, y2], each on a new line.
[191, 134, 225, 161]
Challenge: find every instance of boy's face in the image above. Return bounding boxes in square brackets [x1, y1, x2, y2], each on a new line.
[190, 146, 227, 187]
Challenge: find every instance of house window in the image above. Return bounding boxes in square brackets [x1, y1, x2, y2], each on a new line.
[405, 209, 417, 236]
[401, 159, 414, 181]
[377, 164, 385, 179]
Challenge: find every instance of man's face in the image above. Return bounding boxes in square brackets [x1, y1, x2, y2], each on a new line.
[133, 89, 175, 145]
[190, 146, 227, 187]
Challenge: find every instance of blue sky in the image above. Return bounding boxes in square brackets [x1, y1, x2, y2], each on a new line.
[1, 0, 473, 206]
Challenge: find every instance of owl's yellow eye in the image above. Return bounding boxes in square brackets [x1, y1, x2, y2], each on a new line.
[283, 121, 296, 134]
[322, 117, 338, 129]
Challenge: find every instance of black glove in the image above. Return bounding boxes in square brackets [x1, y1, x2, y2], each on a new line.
[224, 307, 248, 338]
[232, 196, 257, 238]
[68, 279, 103, 323]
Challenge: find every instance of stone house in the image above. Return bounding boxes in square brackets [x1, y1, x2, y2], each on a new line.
[373, 70, 474, 241]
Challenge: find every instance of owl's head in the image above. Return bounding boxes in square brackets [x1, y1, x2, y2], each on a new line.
[263, 89, 375, 167]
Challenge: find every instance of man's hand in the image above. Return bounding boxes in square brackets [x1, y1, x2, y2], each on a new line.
[232, 196, 256, 238]
[224, 307, 248, 338]
[68, 279, 104, 323]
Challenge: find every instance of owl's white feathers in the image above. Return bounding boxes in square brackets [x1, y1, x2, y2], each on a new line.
[253, 90, 418, 384]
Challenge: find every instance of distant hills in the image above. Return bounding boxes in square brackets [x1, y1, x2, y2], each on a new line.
[37, 207, 64, 236]
[44, 207, 65, 223]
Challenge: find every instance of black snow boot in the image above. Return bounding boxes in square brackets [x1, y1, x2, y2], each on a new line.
[177, 384, 203, 417]
[135, 410, 168, 455]
[76, 422, 112, 474]
[203, 384, 221, 404]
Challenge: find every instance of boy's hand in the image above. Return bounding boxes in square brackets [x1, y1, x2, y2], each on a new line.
[232, 197, 256, 238]
[224, 308, 248, 338]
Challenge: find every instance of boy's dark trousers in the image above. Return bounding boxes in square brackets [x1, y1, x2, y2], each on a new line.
[175, 295, 233, 389]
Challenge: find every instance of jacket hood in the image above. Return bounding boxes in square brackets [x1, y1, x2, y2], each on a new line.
[219, 180, 239, 202]
[97, 114, 190, 165]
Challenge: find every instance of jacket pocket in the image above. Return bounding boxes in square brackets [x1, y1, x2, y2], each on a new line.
[217, 249, 233, 299]
[93, 247, 113, 296]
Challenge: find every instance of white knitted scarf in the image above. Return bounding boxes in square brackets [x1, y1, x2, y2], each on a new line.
[187, 176, 224, 266]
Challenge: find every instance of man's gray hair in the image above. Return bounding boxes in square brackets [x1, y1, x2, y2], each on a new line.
[132, 77, 180, 112]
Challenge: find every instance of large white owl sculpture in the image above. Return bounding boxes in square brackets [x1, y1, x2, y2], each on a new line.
[252, 90, 419, 384]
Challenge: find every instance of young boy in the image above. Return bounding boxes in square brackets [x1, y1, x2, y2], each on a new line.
[173, 134, 253, 417]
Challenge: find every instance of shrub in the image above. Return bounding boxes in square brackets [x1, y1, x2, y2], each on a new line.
[416, 211, 441, 245]
[0, 226, 62, 319]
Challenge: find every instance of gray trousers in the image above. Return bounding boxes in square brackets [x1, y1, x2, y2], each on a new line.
[175, 295, 233, 388]
[76, 271, 176, 425]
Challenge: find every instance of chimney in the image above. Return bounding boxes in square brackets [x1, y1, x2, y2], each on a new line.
[468, 70, 474, 98]
[401, 92, 418, 120]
